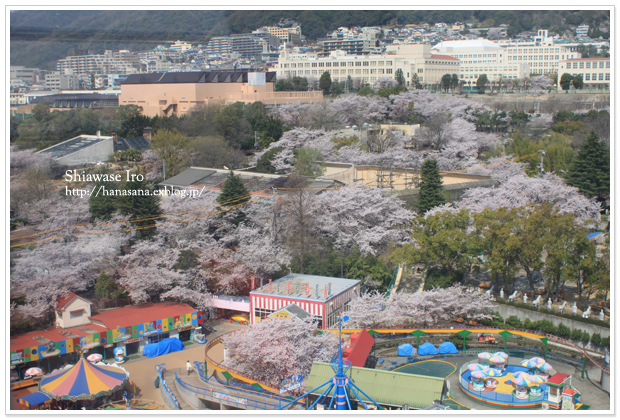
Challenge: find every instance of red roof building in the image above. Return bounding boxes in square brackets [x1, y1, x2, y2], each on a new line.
[88, 302, 196, 329]
[343, 328, 375, 367]
[547, 373, 571, 386]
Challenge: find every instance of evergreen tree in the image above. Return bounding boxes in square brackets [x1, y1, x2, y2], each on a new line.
[476, 74, 489, 93]
[572, 74, 584, 90]
[89, 176, 119, 222]
[217, 170, 251, 207]
[560, 73, 573, 91]
[319, 71, 332, 95]
[116, 176, 162, 239]
[441, 74, 452, 92]
[395, 69, 406, 86]
[411, 73, 422, 89]
[417, 159, 445, 213]
[565, 131, 610, 197]
[451, 74, 459, 90]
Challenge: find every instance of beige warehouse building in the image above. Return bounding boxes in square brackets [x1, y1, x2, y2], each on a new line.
[119, 71, 322, 118]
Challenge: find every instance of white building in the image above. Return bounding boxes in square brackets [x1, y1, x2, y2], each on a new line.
[576, 25, 590, 37]
[432, 38, 529, 88]
[433, 30, 582, 87]
[169, 40, 193, 52]
[557, 57, 611, 90]
[275, 44, 459, 87]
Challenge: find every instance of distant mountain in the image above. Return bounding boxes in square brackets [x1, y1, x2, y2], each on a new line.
[10, 9, 610, 69]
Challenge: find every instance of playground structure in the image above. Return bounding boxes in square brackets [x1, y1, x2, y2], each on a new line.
[458, 357, 585, 410]
[144, 326, 604, 411]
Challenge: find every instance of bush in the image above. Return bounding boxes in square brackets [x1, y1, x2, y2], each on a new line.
[591, 333, 602, 347]
[523, 318, 533, 330]
[601, 336, 610, 348]
[557, 323, 571, 338]
[537, 319, 556, 335]
[571, 329, 583, 342]
[505, 316, 522, 329]
[581, 331, 590, 345]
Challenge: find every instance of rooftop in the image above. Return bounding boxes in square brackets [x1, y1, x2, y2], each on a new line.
[251, 273, 360, 302]
[38, 135, 114, 159]
[11, 302, 198, 352]
[306, 362, 445, 409]
[122, 71, 276, 85]
[88, 301, 197, 330]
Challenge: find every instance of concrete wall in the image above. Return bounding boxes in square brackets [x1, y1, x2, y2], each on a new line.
[496, 304, 610, 338]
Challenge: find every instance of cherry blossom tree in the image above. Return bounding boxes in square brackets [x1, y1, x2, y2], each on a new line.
[344, 287, 495, 329]
[312, 185, 414, 256]
[197, 247, 254, 295]
[10, 148, 53, 177]
[223, 317, 338, 388]
[373, 77, 397, 90]
[274, 101, 312, 127]
[451, 173, 600, 224]
[329, 96, 390, 127]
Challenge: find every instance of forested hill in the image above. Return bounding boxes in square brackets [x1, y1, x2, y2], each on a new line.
[11, 9, 610, 69]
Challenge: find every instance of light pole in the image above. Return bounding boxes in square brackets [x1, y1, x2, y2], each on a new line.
[538, 150, 546, 176]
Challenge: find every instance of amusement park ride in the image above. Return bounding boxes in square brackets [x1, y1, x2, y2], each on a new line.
[278, 316, 383, 411]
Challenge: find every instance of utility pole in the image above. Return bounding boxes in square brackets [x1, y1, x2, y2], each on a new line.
[162, 158, 166, 181]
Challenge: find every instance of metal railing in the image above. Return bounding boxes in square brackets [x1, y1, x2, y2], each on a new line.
[155, 363, 180, 410]
[174, 372, 282, 410]
[194, 361, 286, 401]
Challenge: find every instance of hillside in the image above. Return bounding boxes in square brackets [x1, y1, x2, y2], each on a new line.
[10, 9, 610, 69]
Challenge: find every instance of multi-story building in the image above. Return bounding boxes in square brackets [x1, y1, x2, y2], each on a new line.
[45, 71, 80, 90]
[576, 25, 590, 37]
[205, 33, 279, 59]
[275, 44, 459, 87]
[257, 25, 302, 45]
[57, 50, 141, 77]
[432, 39, 530, 88]
[119, 70, 322, 117]
[557, 57, 610, 90]
[10, 66, 41, 84]
[433, 31, 582, 87]
[249, 273, 361, 329]
[169, 40, 193, 53]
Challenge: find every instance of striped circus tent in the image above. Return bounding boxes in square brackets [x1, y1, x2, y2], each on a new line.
[40, 358, 128, 401]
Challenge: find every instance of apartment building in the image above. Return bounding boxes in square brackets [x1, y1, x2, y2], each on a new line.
[257, 25, 302, 45]
[275, 44, 459, 87]
[205, 33, 279, 59]
[169, 40, 193, 52]
[576, 25, 590, 37]
[10, 66, 41, 84]
[57, 50, 141, 77]
[119, 71, 322, 117]
[45, 71, 80, 90]
[557, 57, 610, 90]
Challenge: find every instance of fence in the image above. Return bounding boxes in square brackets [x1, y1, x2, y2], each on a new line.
[174, 371, 282, 410]
[155, 363, 180, 410]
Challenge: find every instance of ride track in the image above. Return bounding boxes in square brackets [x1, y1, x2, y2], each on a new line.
[203, 326, 608, 396]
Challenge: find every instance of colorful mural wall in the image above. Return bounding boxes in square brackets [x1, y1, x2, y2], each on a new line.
[10, 311, 203, 365]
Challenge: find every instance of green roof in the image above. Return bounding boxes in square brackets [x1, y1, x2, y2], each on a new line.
[305, 362, 445, 409]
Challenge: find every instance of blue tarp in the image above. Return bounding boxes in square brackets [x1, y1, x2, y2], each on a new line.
[418, 342, 438, 355]
[397, 343, 415, 356]
[142, 337, 184, 358]
[438, 341, 459, 354]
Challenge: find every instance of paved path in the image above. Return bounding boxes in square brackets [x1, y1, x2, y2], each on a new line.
[119, 320, 245, 409]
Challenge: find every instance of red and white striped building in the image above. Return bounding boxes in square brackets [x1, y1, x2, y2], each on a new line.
[249, 274, 361, 329]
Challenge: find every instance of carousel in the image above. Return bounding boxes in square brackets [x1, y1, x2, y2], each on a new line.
[38, 354, 130, 409]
